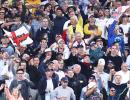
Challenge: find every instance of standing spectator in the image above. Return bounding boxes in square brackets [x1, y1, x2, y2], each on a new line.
[52, 60, 65, 81]
[10, 69, 33, 100]
[72, 64, 86, 100]
[93, 58, 109, 91]
[84, 14, 102, 43]
[5, 84, 23, 100]
[0, 36, 14, 56]
[96, 8, 108, 41]
[89, 41, 104, 64]
[67, 13, 83, 42]
[0, 7, 5, 38]
[105, 45, 123, 71]
[72, 32, 85, 51]
[38, 68, 58, 100]
[119, 15, 130, 46]
[108, 73, 127, 100]
[108, 18, 125, 54]
[79, 54, 93, 80]
[65, 46, 78, 66]
[26, 56, 42, 100]
[35, 17, 54, 46]
[80, 75, 100, 100]
[116, 63, 130, 84]
[84, 81, 103, 100]
[51, 77, 76, 100]
[52, 38, 70, 60]
[52, 6, 67, 36]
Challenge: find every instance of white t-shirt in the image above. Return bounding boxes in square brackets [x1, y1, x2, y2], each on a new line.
[116, 70, 130, 84]
[45, 79, 54, 100]
[119, 23, 130, 44]
[96, 18, 108, 39]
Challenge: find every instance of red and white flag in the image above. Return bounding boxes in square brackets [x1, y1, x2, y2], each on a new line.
[115, 6, 130, 14]
[3, 26, 33, 47]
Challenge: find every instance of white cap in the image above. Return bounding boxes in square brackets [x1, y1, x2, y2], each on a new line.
[45, 48, 51, 52]
[98, 58, 105, 66]
[57, 39, 64, 44]
[88, 82, 97, 89]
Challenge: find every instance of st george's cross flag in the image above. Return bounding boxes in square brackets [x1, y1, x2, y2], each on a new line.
[3, 26, 33, 47]
[115, 6, 130, 14]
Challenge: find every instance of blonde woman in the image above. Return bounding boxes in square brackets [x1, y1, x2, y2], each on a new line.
[5, 85, 23, 100]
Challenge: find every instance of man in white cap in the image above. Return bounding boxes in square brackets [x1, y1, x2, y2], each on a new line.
[93, 58, 109, 91]
[116, 62, 130, 84]
[84, 81, 103, 100]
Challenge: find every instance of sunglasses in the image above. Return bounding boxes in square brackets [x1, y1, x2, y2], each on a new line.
[110, 89, 116, 92]
[89, 77, 95, 80]
[17, 73, 24, 74]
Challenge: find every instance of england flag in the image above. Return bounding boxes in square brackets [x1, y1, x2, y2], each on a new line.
[3, 26, 33, 47]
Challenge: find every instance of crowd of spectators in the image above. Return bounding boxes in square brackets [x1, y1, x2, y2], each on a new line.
[0, 0, 130, 100]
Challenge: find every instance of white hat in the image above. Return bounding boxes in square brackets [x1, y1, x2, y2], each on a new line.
[98, 58, 105, 66]
[45, 48, 51, 52]
[88, 82, 97, 89]
[57, 39, 64, 44]
[88, 13, 94, 18]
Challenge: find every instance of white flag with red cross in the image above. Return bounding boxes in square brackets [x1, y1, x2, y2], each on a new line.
[3, 26, 33, 47]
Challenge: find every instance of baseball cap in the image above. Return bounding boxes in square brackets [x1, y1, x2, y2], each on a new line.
[98, 58, 105, 66]
[90, 41, 96, 47]
[89, 75, 96, 80]
[88, 82, 97, 89]
[88, 13, 94, 18]
[67, 5, 76, 13]
[61, 77, 68, 82]
[45, 48, 51, 52]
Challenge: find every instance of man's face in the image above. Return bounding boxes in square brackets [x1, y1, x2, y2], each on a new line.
[97, 64, 104, 72]
[73, 65, 81, 74]
[40, 39, 47, 48]
[121, 63, 128, 72]
[3, 1, 9, 8]
[70, 16, 77, 25]
[75, 33, 82, 42]
[56, 10, 62, 17]
[0, 10, 5, 19]
[61, 81, 68, 88]
[1, 37, 9, 45]
[110, 87, 116, 96]
[16, 71, 24, 80]
[20, 62, 26, 69]
[115, 1, 122, 8]
[33, 57, 40, 66]
[45, 70, 52, 78]
[67, 70, 74, 78]
[111, 45, 118, 56]
[115, 75, 121, 85]
[41, 18, 49, 28]
[83, 56, 90, 63]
